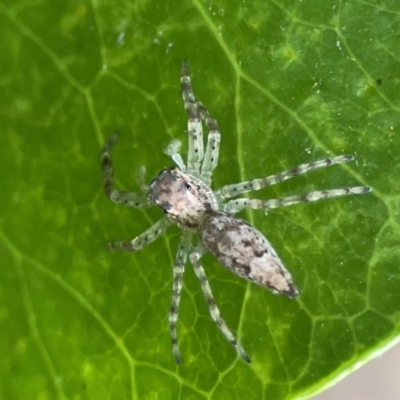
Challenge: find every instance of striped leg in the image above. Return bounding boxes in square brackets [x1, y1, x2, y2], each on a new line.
[216, 155, 356, 201]
[198, 103, 221, 187]
[101, 133, 149, 208]
[181, 62, 204, 176]
[224, 186, 372, 214]
[169, 233, 192, 364]
[181, 62, 221, 184]
[189, 246, 251, 363]
[107, 216, 170, 251]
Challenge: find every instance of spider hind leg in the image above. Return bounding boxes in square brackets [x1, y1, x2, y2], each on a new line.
[189, 246, 251, 363]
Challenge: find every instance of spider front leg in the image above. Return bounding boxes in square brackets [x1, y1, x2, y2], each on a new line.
[181, 62, 204, 177]
[189, 244, 251, 363]
[198, 103, 221, 187]
[181, 62, 221, 184]
[101, 133, 150, 208]
[224, 186, 372, 214]
[107, 216, 170, 251]
[169, 233, 192, 364]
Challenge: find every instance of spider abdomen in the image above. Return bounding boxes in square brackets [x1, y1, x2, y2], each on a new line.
[199, 211, 299, 298]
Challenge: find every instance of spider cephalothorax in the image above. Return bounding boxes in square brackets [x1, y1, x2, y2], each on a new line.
[148, 167, 217, 229]
[101, 62, 371, 364]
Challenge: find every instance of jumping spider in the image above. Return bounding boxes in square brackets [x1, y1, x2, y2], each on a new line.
[101, 62, 371, 364]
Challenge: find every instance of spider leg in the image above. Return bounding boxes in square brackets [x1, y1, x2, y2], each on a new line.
[198, 103, 221, 187]
[164, 139, 187, 171]
[101, 133, 150, 208]
[216, 155, 357, 201]
[169, 232, 192, 364]
[189, 244, 251, 363]
[181, 62, 204, 177]
[223, 186, 372, 214]
[107, 216, 170, 251]
[181, 62, 221, 184]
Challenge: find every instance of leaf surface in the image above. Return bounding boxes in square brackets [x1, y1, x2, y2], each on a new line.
[0, 0, 398, 399]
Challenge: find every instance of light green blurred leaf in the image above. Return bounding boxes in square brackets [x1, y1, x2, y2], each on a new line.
[0, 0, 399, 399]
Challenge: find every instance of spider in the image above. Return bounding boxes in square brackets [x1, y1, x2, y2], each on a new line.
[101, 62, 371, 364]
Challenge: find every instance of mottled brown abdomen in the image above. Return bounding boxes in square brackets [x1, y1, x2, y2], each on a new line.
[199, 211, 298, 298]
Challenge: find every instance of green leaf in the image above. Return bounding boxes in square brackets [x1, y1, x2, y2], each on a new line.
[0, 0, 398, 399]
